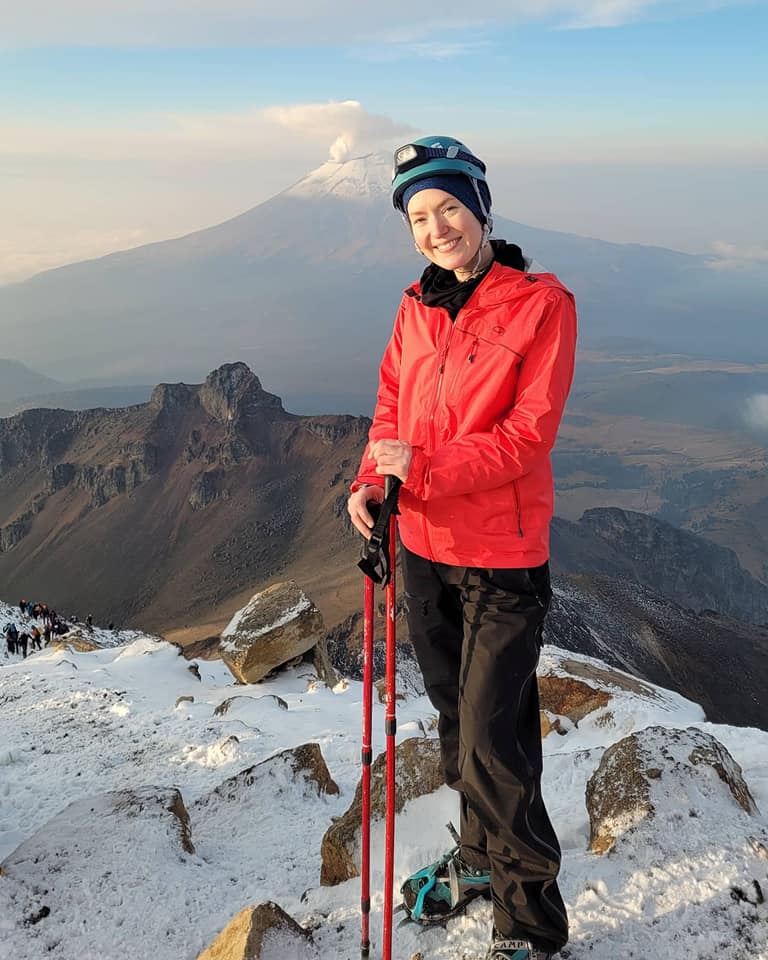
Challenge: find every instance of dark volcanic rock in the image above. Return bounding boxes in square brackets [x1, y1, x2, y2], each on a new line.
[189, 469, 228, 510]
[302, 415, 369, 444]
[150, 382, 195, 410]
[545, 574, 768, 729]
[0, 409, 76, 477]
[0, 362, 384, 634]
[46, 462, 77, 493]
[0, 514, 31, 552]
[574, 506, 768, 625]
[199, 362, 283, 423]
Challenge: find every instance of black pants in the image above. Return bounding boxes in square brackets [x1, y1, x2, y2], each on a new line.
[401, 545, 568, 953]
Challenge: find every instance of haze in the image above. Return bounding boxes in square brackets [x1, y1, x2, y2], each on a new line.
[1, 0, 766, 286]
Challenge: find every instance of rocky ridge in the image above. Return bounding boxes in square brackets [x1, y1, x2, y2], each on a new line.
[0, 362, 369, 629]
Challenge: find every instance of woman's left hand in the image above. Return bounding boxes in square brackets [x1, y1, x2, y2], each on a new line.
[368, 439, 412, 484]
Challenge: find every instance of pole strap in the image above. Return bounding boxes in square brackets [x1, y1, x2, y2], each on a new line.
[357, 478, 402, 585]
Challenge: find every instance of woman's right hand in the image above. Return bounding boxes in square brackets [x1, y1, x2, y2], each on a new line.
[347, 484, 385, 539]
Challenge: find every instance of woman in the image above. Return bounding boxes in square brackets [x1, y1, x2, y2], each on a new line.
[347, 136, 576, 960]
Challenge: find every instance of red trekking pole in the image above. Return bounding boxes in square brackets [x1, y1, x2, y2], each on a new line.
[360, 572, 374, 958]
[358, 476, 400, 960]
[382, 476, 398, 960]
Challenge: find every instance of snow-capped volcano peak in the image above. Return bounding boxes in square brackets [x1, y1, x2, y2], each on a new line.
[285, 151, 392, 202]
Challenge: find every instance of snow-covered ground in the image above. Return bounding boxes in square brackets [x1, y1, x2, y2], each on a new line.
[1, 597, 767, 960]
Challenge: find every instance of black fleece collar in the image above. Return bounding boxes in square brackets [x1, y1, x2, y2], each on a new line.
[418, 240, 527, 320]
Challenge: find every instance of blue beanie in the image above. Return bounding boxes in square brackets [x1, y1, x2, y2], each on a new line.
[402, 174, 491, 226]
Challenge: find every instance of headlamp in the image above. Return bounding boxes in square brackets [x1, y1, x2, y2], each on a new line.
[395, 145, 418, 167]
[393, 142, 486, 180]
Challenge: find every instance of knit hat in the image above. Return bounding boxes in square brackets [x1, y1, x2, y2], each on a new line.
[402, 174, 491, 226]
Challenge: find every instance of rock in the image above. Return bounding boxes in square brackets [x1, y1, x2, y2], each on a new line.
[538, 672, 612, 724]
[214, 694, 288, 715]
[374, 678, 405, 704]
[197, 743, 339, 809]
[199, 363, 283, 424]
[46, 461, 77, 493]
[0, 515, 31, 552]
[301, 416, 368, 444]
[196, 901, 316, 960]
[50, 629, 102, 653]
[219, 582, 326, 685]
[586, 725, 758, 855]
[190, 468, 228, 510]
[150, 381, 194, 411]
[320, 737, 442, 886]
[175, 695, 195, 708]
[2, 787, 195, 885]
[311, 637, 340, 688]
[540, 712, 567, 738]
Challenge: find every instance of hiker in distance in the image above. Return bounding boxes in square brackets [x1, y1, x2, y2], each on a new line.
[348, 137, 577, 960]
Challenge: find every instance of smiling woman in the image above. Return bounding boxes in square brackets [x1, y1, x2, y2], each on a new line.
[347, 136, 578, 960]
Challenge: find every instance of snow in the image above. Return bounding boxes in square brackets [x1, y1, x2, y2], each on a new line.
[285, 153, 392, 202]
[1, 598, 767, 960]
[220, 593, 312, 650]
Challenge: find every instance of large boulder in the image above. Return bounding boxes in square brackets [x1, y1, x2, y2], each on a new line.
[50, 628, 102, 653]
[196, 901, 317, 960]
[320, 737, 443, 886]
[2, 787, 194, 873]
[0, 787, 196, 957]
[586, 725, 758, 855]
[220, 582, 330, 684]
[538, 673, 611, 725]
[193, 743, 339, 817]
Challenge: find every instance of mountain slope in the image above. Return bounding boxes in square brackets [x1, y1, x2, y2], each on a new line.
[0, 358, 60, 404]
[0, 153, 763, 401]
[0, 362, 368, 631]
[2, 363, 766, 727]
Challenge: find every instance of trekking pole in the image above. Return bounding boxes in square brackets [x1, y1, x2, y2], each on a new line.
[357, 475, 401, 960]
[381, 475, 398, 960]
[360, 569, 375, 958]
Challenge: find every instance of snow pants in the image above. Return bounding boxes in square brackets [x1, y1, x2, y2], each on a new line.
[401, 545, 569, 953]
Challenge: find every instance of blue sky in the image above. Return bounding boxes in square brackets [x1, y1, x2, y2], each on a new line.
[1, 0, 766, 283]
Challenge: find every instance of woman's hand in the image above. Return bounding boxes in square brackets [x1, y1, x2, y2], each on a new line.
[347, 484, 385, 539]
[368, 439, 412, 484]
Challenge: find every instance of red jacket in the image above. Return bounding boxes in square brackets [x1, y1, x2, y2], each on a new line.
[354, 263, 577, 568]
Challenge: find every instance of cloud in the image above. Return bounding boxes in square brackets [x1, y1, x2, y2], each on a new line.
[263, 101, 415, 161]
[708, 240, 768, 272]
[0, 229, 151, 286]
[0, 101, 411, 161]
[560, 0, 755, 29]
[0, 100, 414, 284]
[744, 395, 768, 430]
[1, 1, 751, 46]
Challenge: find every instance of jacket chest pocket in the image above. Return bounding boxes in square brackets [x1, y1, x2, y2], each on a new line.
[443, 326, 526, 408]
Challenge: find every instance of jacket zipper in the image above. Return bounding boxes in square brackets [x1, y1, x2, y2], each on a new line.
[512, 479, 524, 537]
[422, 317, 455, 560]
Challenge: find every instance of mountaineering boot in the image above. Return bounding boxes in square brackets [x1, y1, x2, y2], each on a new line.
[486, 930, 553, 960]
[399, 825, 491, 923]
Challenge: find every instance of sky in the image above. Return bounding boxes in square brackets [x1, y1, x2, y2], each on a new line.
[2, 596, 768, 958]
[1, 0, 766, 285]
